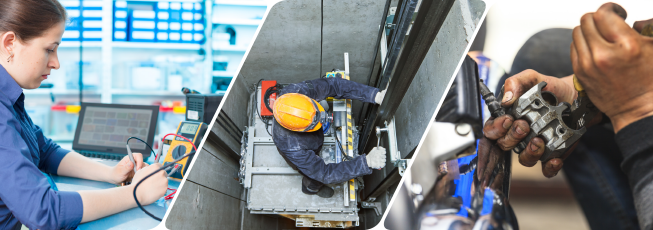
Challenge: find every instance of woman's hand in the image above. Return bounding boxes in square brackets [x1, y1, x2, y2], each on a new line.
[79, 163, 168, 222]
[131, 163, 168, 205]
[108, 153, 147, 185]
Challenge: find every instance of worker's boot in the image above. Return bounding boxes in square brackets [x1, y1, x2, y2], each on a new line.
[302, 185, 335, 198]
[301, 177, 334, 198]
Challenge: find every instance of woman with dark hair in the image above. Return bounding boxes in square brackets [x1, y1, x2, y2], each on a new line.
[0, 1, 168, 229]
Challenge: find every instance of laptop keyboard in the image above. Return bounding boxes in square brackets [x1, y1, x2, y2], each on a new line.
[78, 150, 124, 161]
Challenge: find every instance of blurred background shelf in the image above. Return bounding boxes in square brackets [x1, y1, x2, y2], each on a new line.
[214, 0, 267, 7]
[212, 45, 248, 52]
[110, 89, 187, 96]
[111, 42, 202, 50]
[212, 71, 236, 77]
[24, 89, 100, 95]
[59, 41, 103, 48]
[212, 18, 262, 26]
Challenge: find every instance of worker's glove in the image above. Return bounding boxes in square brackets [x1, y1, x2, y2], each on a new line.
[366, 147, 387, 169]
[375, 90, 386, 104]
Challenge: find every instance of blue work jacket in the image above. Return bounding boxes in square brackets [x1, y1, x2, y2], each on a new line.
[0, 64, 83, 230]
[272, 77, 379, 185]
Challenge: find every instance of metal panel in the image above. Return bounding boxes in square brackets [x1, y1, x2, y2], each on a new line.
[248, 175, 353, 211]
[252, 144, 288, 167]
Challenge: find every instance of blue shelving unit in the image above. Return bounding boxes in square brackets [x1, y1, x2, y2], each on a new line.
[211, 0, 267, 92]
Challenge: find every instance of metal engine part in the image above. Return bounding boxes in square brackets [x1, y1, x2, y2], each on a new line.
[509, 81, 585, 161]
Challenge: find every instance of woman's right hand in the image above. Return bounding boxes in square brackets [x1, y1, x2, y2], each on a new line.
[479, 69, 579, 178]
[131, 163, 168, 205]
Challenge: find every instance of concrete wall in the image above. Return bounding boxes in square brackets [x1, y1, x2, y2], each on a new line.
[395, 0, 484, 158]
[212, 75, 250, 154]
[237, 0, 386, 120]
[361, 0, 485, 227]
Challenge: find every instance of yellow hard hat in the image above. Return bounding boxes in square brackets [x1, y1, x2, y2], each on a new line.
[273, 93, 327, 132]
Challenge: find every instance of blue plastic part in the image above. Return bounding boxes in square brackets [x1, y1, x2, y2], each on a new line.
[480, 188, 495, 216]
[322, 121, 331, 134]
[454, 154, 477, 217]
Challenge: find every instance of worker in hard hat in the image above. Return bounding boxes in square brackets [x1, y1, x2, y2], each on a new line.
[272, 77, 387, 198]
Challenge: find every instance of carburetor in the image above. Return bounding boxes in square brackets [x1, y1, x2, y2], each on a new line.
[480, 81, 590, 162]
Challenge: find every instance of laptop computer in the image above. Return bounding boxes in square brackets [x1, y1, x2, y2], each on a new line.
[72, 103, 159, 160]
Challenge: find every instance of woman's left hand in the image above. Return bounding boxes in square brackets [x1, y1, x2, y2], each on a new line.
[108, 153, 148, 184]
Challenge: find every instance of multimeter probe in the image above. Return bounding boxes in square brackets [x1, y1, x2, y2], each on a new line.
[129, 133, 198, 221]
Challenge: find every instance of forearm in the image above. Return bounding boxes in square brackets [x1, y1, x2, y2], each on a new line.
[57, 151, 113, 183]
[308, 78, 379, 103]
[616, 115, 653, 229]
[78, 186, 137, 223]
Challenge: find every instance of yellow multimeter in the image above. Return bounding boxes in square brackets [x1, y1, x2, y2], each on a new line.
[163, 121, 207, 180]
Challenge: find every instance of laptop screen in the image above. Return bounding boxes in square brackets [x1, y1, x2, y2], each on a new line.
[73, 103, 159, 157]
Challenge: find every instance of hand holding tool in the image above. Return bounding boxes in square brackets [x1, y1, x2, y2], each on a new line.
[366, 147, 387, 169]
[126, 144, 137, 172]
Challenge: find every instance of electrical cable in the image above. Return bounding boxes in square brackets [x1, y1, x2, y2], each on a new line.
[263, 84, 282, 113]
[164, 188, 177, 200]
[126, 137, 156, 158]
[322, 121, 331, 135]
[154, 134, 178, 162]
[132, 134, 197, 221]
[332, 122, 363, 185]
[334, 131, 354, 161]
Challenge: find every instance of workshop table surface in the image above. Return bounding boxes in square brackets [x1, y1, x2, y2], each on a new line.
[50, 158, 180, 230]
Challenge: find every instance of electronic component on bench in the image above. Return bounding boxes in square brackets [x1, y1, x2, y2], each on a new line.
[162, 121, 208, 180]
[185, 94, 223, 123]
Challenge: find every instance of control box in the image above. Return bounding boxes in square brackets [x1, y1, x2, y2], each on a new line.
[260, 80, 278, 117]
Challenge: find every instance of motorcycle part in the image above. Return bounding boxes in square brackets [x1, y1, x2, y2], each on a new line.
[510, 82, 584, 161]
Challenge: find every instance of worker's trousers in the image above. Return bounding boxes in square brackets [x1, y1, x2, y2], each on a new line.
[277, 145, 325, 192]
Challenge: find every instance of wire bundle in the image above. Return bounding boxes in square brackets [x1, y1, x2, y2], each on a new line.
[127, 134, 198, 221]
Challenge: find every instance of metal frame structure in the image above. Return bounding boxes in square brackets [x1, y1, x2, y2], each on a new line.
[239, 54, 363, 228]
[357, 0, 457, 206]
[359, 0, 456, 153]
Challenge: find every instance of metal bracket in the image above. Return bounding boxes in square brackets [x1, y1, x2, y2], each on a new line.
[375, 117, 407, 175]
[395, 158, 408, 176]
[361, 201, 383, 216]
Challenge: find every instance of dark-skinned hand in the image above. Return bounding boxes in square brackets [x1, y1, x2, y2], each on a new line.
[477, 70, 599, 180]
[571, 2, 653, 133]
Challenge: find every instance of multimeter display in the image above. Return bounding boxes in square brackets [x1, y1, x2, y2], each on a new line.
[180, 124, 199, 134]
[164, 121, 207, 180]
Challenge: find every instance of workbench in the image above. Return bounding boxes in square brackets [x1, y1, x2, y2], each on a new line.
[49, 157, 179, 230]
